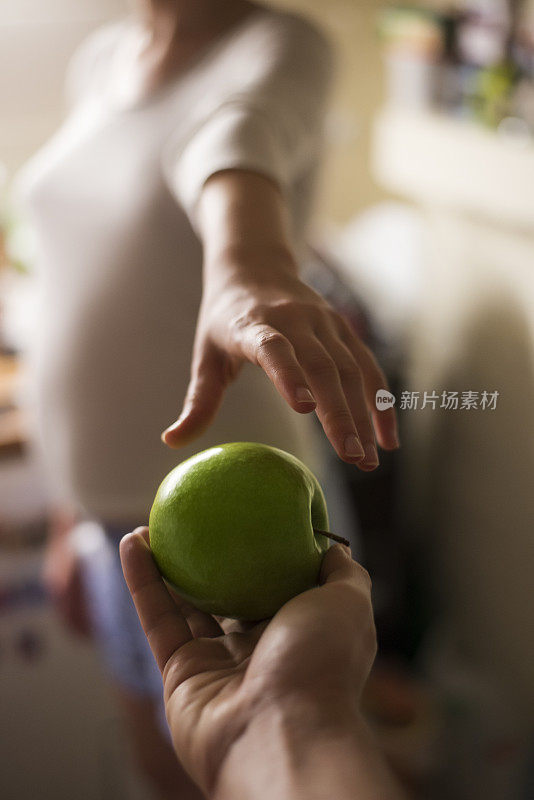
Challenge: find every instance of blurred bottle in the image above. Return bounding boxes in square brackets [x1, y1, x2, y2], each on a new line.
[514, 0, 534, 77]
[456, 0, 512, 68]
[377, 6, 445, 109]
[454, 0, 518, 126]
[377, 1, 534, 135]
[508, 0, 534, 133]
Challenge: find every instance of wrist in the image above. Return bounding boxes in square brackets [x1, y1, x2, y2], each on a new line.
[198, 169, 295, 273]
[212, 695, 364, 800]
[203, 240, 299, 292]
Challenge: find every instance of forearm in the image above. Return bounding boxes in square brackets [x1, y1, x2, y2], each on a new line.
[169, 166, 396, 460]
[213, 700, 406, 800]
[196, 169, 299, 290]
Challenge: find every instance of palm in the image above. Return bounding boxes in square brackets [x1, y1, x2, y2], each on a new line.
[163, 622, 263, 793]
[121, 528, 375, 796]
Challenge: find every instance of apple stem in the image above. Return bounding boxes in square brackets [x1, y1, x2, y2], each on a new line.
[313, 529, 350, 547]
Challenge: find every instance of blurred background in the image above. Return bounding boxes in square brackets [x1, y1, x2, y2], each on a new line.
[1, 0, 534, 798]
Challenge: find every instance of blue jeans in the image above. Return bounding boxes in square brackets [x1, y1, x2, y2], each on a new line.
[80, 522, 168, 733]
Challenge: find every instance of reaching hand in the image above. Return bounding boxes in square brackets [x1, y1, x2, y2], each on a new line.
[120, 527, 377, 797]
[162, 263, 398, 470]
[161, 170, 398, 471]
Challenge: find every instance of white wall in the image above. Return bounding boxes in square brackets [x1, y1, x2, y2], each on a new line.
[374, 108, 534, 716]
[1, 0, 127, 175]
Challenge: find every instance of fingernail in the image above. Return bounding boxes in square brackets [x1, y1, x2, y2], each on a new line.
[161, 421, 179, 440]
[344, 434, 365, 458]
[296, 387, 315, 404]
[363, 442, 379, 465]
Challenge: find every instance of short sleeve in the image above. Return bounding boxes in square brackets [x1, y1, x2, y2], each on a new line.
[162, 11, 335, 224]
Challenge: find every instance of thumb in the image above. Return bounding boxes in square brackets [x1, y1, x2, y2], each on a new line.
[161, 343, 230, 448]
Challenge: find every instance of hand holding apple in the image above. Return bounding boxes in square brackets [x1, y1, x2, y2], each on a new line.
[120, 529, 386, 800]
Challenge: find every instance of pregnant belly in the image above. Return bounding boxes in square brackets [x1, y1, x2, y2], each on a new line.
[30, 301, 319, 516]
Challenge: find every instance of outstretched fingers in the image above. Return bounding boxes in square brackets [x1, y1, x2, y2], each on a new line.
[162, 343, 230, 448]
[360, 347, 399, 451]
[120, 527, 194, 673]
[338, 321, 399, 452]
[242, 324, 317, 413]
[293, 337, 367, 464]
[319, 332, 379, 469]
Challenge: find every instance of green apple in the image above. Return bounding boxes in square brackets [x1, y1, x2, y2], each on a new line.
[149, 442, 331, 620]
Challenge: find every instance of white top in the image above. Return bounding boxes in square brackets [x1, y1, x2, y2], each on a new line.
[18, 7, 334, 522]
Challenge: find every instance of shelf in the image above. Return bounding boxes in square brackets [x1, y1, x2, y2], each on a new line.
[372, 107, 534, 231]
[0, 356, 26, 457]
